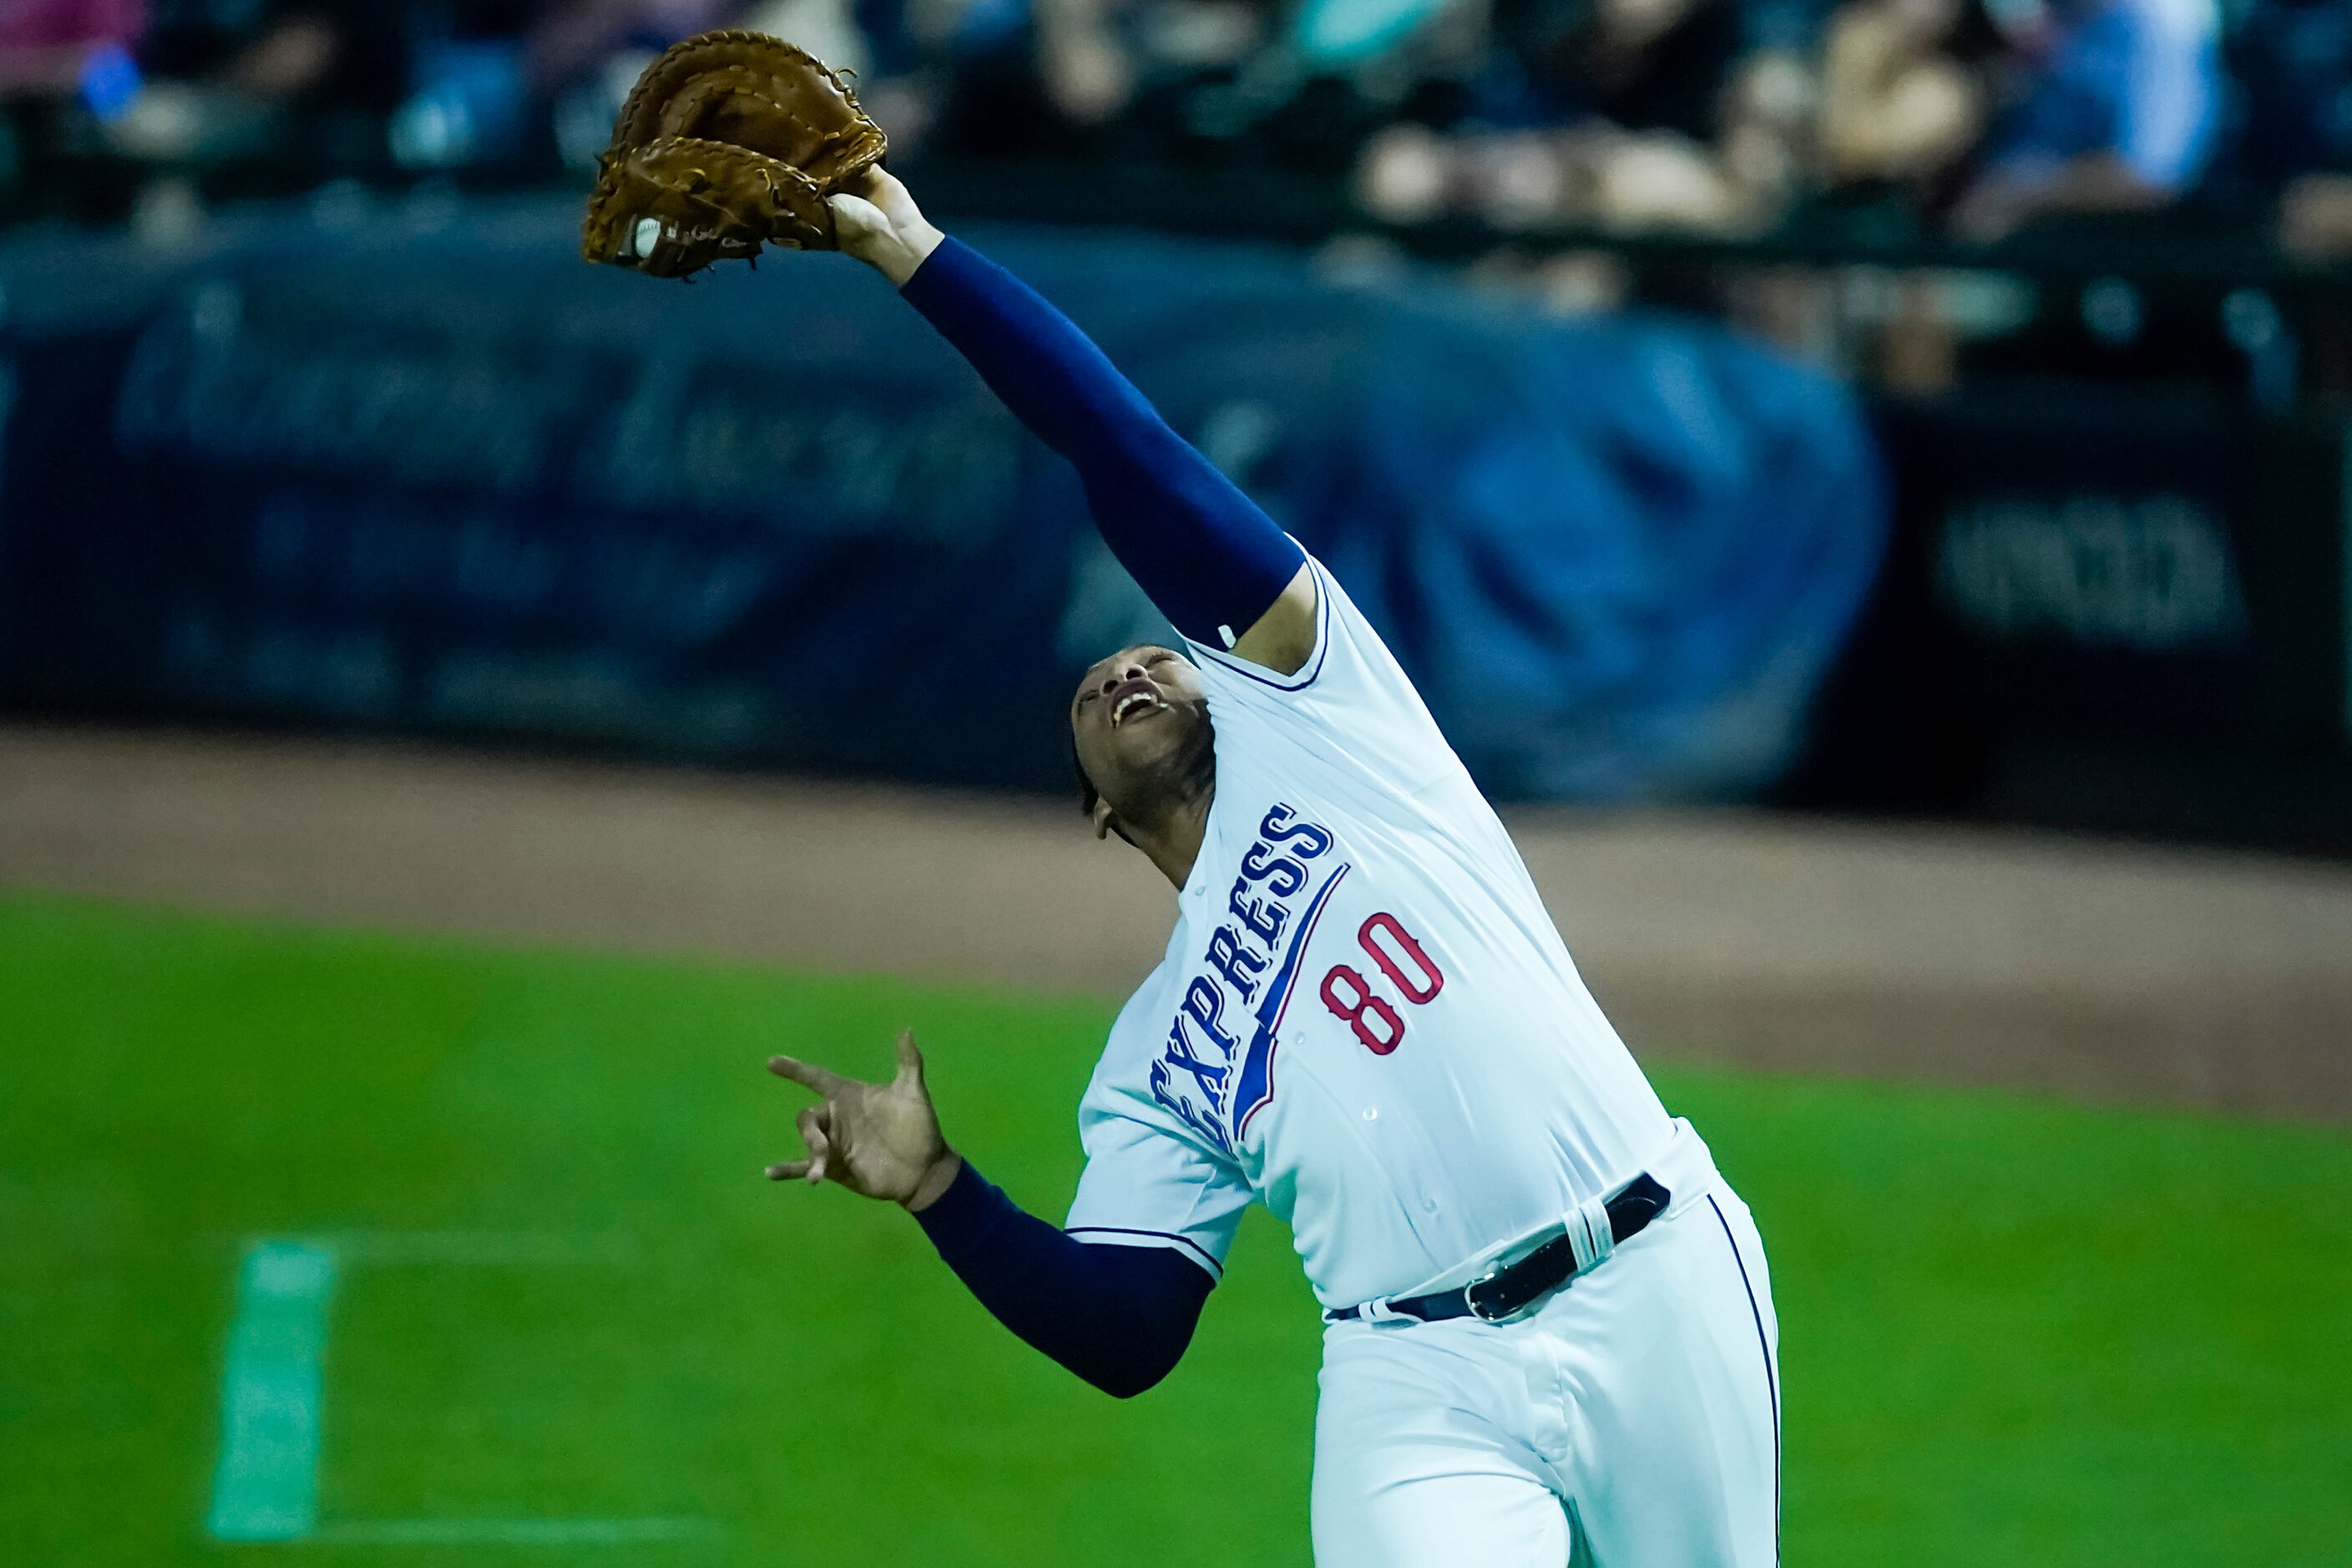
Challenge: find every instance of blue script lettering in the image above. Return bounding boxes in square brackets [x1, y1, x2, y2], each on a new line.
[1147, 801, 1340, 1150]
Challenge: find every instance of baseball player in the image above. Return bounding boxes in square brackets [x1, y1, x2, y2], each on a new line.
[761, 169, 1782, 1566]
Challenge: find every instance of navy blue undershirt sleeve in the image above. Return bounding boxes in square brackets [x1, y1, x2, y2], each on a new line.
[898, 236, 1306, 650]
[913, 1160, 1214, 1399]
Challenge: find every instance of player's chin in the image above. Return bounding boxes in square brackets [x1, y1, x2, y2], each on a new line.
[1090, 706, 1184, 773]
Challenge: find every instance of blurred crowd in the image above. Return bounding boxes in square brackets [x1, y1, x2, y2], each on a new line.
[7, 0, 2352, 255]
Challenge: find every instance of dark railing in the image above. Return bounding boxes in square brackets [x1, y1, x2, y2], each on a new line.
[9, 114, 2349, 288]
[13, 118, 2349, 408]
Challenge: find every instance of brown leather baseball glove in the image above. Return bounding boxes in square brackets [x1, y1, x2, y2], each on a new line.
[580, 31, 888, 279]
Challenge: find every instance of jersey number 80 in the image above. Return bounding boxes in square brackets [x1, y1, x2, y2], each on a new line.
[1318, 913, 1444, 1056]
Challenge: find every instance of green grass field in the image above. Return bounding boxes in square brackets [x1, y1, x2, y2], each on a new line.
[4, 892, 2349, 1566]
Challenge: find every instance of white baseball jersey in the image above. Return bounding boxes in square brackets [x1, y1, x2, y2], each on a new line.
[1066, 555, 1675, 1310]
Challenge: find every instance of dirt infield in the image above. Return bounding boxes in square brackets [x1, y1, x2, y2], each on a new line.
[5, 721, 2348, 1120]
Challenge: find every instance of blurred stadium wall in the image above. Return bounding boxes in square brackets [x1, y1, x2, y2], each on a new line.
[3, 182, 2348, 848]
[0, 200, 1885, 805]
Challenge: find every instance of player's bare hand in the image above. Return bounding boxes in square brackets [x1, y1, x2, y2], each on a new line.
[827, 169, 946, 289]
[766, 1029, 961, 1210]
[827, 169, 944, 287]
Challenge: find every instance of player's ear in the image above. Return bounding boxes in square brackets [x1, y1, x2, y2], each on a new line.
[1090, 797, 1119, 842]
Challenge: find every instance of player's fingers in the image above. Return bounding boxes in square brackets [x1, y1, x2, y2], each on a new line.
[893, 1029, 926, 1090]
[796, 1105, 834, 1183]
[765, 1159, 813, 1181]
[826, 192, 886, 241]
[767, 1055, 847, 1095]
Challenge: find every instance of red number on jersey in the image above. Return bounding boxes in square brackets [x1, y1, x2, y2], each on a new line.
[1358, 912, 1444, 1004]
[1318, 912, 1442, 1055]
[1319, 965, 1404, 1055]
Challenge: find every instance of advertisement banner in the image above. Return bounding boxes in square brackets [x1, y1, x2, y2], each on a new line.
[0, 196, 1885, 799]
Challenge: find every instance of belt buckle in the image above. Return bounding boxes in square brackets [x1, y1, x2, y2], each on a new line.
[1463, 1260, 1524, 1323]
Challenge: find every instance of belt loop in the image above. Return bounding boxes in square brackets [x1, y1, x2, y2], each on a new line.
[1565, 1192, 1615, 1273]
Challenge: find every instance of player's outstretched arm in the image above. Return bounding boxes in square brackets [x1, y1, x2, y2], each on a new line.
[827, 171, 1318, 675]
[767, 1033, 1213, 1398]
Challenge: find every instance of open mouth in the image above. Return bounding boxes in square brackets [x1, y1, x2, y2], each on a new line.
[1110, 680, 1166, 728]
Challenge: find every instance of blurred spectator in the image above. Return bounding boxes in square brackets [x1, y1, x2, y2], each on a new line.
[1818, 0, 1983, 190]
[0, 0, 145, 100]
[1486, 0, 1747, 137]
[1951, 0, 2220, 242]
[2280, 171, 2352, 264]
[2228, 0, 2352, 261]
[828, 0, 1030, 158]
[138, 2, 413, 110]
[528, 0, 748, 90]
[534, 0, 752, 171]
[1026, 0, 1363, 166]
[387, 0, 545, 168]
[1358, 0, 1806, 235]
[1033, 0, 1151, 131]
[1718, 45, 1811, 206]
[3, 0, 2313, 271]
[105, 2, 408, 162]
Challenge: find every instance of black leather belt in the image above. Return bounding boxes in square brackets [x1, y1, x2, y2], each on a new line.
[1323, 1173, 1672, 1325]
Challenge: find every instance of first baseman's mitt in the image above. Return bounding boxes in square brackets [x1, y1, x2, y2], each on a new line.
[580, 30, 887, 279]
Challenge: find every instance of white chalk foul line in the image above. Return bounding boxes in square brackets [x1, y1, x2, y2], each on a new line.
[205, 1233, 716, 1548]
[316, 1517, 721, 1546]
[207, 1240, 336, 1542]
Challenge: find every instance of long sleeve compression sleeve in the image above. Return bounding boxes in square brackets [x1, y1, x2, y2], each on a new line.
[913, 1160, 1212, 1399]
[898, 236, 1305, 650]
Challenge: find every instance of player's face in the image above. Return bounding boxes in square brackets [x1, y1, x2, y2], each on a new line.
[1070, 644, 1211, 823]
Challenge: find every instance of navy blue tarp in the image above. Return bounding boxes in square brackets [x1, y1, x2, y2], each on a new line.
[0, 193, 1884, 798]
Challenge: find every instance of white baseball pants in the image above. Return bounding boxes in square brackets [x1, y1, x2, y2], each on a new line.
[1309, 1143, 1779, 1567]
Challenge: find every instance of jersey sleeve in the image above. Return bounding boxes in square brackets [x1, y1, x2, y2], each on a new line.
[1065, 1094, 1255, 1282]
[1180, 553, 1461, 797]
[899, 237, 1305, 648]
